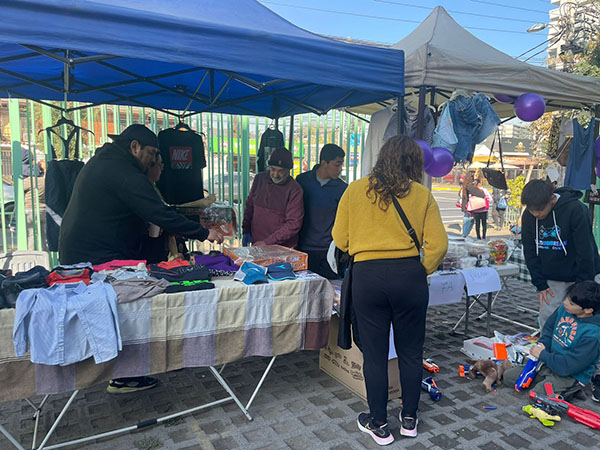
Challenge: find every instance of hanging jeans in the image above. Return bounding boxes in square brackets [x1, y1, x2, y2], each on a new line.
[565, 118, 595, 190]
[352, 257, 428, 423]
[448, 94, 500, 163]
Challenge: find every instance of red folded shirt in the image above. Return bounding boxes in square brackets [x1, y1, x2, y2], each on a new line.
[155, 259, 191, 269]
[46, 268, 92, 286]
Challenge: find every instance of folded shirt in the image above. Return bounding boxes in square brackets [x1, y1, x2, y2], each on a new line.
[148, 264, 211, 283]
[110, 277, 171, 303]
[93, 259, 147, 272]
[165, 279, 215, 293]
[46, 267, 92, 286]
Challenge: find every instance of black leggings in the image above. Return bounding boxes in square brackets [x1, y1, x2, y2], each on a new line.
[352, 258, 429, 423]
[472, 211, 488, 239]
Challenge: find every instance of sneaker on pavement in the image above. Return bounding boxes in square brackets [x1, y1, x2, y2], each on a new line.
[107, 376, 158, 394]
[356, 413, 394, 446]
[400, 415, 418, 438]
[592, 375, 600, 402]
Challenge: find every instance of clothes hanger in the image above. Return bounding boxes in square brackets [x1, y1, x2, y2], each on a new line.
[174, 117, 192, 131]
[268, 119, 276, 130]
[39, 114, 94, 135]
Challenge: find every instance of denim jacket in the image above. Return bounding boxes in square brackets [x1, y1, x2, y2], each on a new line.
[13, 282, 121, 366]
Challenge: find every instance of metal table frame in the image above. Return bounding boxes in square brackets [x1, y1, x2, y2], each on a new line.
[451, 264, 538, 337]
[0, 357, 276, 450]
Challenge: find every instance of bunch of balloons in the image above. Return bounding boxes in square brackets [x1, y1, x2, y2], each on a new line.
[415, 140, 454, 177]
[494, 92, 546, 122]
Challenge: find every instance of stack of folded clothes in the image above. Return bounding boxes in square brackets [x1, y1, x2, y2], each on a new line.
[147, 263, 214, 292]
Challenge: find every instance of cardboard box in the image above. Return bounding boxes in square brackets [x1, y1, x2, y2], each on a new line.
[319, 315, 401, 401]
[223, 245, 308, 271]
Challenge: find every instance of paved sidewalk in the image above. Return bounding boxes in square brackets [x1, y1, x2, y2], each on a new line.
[2, 278, 600, 450]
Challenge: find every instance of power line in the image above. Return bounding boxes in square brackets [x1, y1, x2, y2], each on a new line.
[374, 0, 543, 24]
[469, 0, 548, 14]
[261, 1, 539, 35]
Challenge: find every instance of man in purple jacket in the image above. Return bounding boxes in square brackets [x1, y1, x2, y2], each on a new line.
[242, 147, 304, 248]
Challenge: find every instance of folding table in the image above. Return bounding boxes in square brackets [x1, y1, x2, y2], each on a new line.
[0, 274, 334, 449]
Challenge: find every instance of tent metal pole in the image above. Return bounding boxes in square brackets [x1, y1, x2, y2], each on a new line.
[591, 104, 600, 221]
[288, 115, 295, 152]
[396, 96, 405, 135]
[416, 86, 427, 140]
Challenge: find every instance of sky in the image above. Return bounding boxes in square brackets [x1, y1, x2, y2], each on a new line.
[257, 0, 555, 66]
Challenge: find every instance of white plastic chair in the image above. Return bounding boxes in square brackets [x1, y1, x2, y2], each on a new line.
[0, 250, 50, 272]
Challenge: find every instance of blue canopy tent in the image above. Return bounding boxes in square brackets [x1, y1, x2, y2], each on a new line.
[0, 0, 404, 118]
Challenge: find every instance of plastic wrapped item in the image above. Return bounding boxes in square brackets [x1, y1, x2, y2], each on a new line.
[456, 256, 477, 269]
[176, 202, 237, 236]
[446, 242, 469, 258]
[223, 245, 308, 271]
[488, 239, 512, 265]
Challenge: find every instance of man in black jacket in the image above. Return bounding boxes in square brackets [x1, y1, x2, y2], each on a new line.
[521, 180, 600, 328]
[59, 125, 222, 265]
[59, 125, 223, 394]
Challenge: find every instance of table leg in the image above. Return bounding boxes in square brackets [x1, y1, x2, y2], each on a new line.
[465, 294, 470, 336]
[487, 292, 492, 337]
[0, 423, 26, 450]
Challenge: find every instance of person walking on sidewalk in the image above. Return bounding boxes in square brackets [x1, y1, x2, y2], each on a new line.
[468, 178, 491, 239]
[332, 135, 447, 445]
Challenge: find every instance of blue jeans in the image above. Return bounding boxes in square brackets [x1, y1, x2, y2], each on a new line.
[449, 94, 500, 162]
[462, 213, 474, 238]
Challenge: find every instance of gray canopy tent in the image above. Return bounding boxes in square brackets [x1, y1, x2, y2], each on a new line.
[352, 6, 600, 122]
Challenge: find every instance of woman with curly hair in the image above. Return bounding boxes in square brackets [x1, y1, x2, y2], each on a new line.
[333, 135, 447, 445]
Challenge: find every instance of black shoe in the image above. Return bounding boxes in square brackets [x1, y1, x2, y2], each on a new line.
[400, 415, 418, 438]
[592, 375, 600, 402]
[356, 413, 394, 446]
[107, 376, 158, 394]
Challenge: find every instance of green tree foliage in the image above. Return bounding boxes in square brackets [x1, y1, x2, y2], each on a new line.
[507, 175, 525, 210]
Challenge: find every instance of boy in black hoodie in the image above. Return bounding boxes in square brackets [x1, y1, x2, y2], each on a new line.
[521, 180, 600, 328]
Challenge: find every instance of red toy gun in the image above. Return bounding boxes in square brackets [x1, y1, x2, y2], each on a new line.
[530, 383, 600, 430]
[423, 359, 440, 374]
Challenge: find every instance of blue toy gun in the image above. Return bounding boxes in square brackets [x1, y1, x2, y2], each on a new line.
[422, 376, 442, 401]
[515, 357, 539, 391]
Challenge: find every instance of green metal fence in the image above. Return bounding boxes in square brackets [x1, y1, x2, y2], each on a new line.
[0, 99, 368, 255]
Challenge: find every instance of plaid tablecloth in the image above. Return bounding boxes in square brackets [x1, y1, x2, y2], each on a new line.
[508, 246, 532, 283]
[0, 274, 334, 402]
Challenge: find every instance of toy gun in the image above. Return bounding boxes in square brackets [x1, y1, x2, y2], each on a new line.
[530, 383, 600, 430]
[515, 357, 539, 391]
[423, 359, 439, 374]
[458, 364, 473, 378]
[422, 376, 442, 401]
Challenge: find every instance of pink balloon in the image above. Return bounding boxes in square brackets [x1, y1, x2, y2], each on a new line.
[426, 147, 454, 177]
[514, 93, 546, 122]
[595, 136, 600, 159]
[494, 94, 515, 104]
[415, 139, 433, 170]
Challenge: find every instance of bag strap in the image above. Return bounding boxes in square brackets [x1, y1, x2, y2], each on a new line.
[391, 196, 421, 252]
[497, 128, 505, 172]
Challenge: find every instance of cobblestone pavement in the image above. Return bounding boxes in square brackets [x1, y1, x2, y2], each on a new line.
[2, 278, 600, 450]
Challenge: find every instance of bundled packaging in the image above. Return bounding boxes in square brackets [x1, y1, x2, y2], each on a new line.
[176, 202, 237, 236]
[223, 245, 308, 271]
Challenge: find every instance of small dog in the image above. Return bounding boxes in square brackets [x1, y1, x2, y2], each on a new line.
[466, 359, 513, 392]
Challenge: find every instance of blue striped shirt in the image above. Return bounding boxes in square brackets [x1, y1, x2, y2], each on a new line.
[13, 282, 121, 366]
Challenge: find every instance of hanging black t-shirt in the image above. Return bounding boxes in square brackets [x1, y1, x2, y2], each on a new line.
[257, 128, 285, 173]
[157, 128, 206, 204]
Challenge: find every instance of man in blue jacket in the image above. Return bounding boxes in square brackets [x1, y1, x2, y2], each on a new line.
[296, 144, 347, 278]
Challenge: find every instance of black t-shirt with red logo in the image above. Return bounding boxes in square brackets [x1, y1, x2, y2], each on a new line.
[157, 128, 207, 204]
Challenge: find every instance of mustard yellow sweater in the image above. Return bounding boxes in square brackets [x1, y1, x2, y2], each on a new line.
[332, 178, 448, 274]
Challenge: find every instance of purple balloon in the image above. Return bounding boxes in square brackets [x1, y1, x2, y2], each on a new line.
[415, 139, 433, 170]
[494, 93, 515, 104]
[426, 147, 454, 177]
[595, 136, 600, 159]
[514, 93, 546, 122]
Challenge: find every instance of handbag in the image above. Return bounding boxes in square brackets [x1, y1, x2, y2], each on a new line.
[482, 130, 509, 190]
[467, 195, 487, 212]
